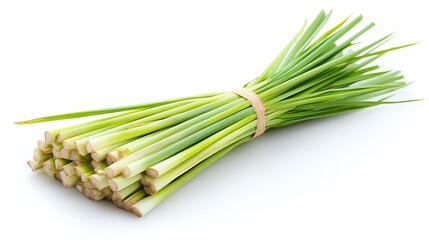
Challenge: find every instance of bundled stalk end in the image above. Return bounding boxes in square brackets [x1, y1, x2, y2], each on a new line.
[27, 160, 43, 172]
[145, 169, 158, 178]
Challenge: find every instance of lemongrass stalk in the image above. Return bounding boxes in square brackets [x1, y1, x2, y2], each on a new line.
[51, 142, 62, 151]
[143, 185, 155, 195]
[91, 160, 107, 170]
[91, 160, 103, 169]
[246, 18, 306, 88]
[117, 150, 128, 159]
[117, 98, 248, 158]
[294, 58, 383, 97]
[91, 189, 105, 201]
[80, 169, 95, 183]
[82, 187, 92, 199]
[39, 147, 52, 154]
[70, 150, 91, 162]
[62, 124, 118, 149]
[86, 94, 235, 152]
[73, 121, 141, 155]
[27, 160, 43, 172]
[73, 157, 87, 166]
[143, 186, 155, 195]
[62, 162, 77, 176]
[105, 107, 253, 178]
[18, 92, 221, 124]
[74, 161, 92, 178]
[250, 16, 366, 95]
[123, 112, 255, 178]
[44, 130, 59, 144]
[268, 85, 392, 114]
[94, 162, 108, 174]
[54, 158, 72, 171]
[106, 151, 120, 165]
[112, 182, 142, 201]
[123, 190, 147, 211]
[60, 148, 71, 159]
[84, 180, 96, 190]
[56, 99, 201, 142]
[74, 100, 204, 155]
[75, 128, 131, 156]
[140, 173, 154, 186]
[91, 139, 135, 162]
[147, 135, 250, 193]
[43, 110, 139, 143]
[146, 122, 254, 178]
[76, 182, 85, 192]
[117, 130, 164, 158]
[54, 172, 62, 182]
[108, 174, 140, 192]
[56, 111, 140, 142]
[37, 139, 52, 154]
[115, 200, 126, 209]
[278, 18, 367, 83]
[132, 137, 240, 217]
[90, 173, 109, 190]
[102, 187, 113, 198]
[113, 201, 126, 210]
[105, 193, 113, 201]
[52, 148, 62, 158]
[59, 171, 80, 188]
[261, 39, 391, 104]
[76, 142, 90, 156]
[33, 148, 52, 162]
[116, 199, 128, 210]
[73, 97, 226, 155]
[42, 158, 57, 176]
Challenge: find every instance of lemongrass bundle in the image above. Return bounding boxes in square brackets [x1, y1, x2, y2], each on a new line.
[17, 11, 414, 217]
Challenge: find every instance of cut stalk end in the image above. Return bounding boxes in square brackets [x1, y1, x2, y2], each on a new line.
[104, 167, 115, 179]
[44, 131, 54, 143]
[27, 160, 43, 172]
[62, 140, 76, 150]
[106, 151, 120, 165]
[86, 141, 94, 153]
[108, 179, 119, 192]
[122, 167, 131, 178]
[131, 207, 143, 217]
[146, 168, 158, 178]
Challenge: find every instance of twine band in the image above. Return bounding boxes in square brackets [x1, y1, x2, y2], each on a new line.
[233, 89, 266, 139]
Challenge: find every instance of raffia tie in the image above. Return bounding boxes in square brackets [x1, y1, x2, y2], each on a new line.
[232, 89, 266, 139]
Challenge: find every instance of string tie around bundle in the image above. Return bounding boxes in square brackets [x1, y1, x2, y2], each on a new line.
[232, 89, 266, 139]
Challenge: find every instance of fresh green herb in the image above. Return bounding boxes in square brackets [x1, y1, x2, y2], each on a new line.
[18, 11, 414, 217]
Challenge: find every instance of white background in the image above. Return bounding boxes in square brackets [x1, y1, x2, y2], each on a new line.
[1, 0, 428, 239]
